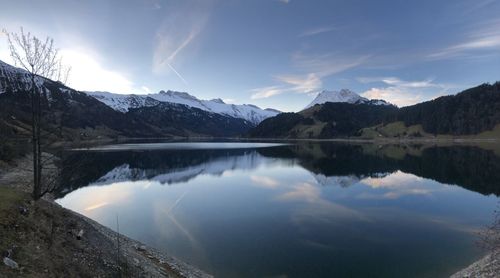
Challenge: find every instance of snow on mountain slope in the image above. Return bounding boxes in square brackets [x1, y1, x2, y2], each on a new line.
[313, 174, 361, 188]
[90, 151, 281, 186]
[88, 90, 280, 125]
[87, 91, 161, 113]
[0, 59, 278, 125]
[305, 89, 391, 109]
[0, 60, 45, 94]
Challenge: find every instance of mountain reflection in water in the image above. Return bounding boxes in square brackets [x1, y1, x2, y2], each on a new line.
[56, 142, 500, 278]
[58, 143, 500, 197]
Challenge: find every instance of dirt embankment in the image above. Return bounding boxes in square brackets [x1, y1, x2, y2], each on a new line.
[0, 155, 212, 278]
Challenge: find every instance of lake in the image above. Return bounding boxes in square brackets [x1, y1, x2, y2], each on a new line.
[56, 142, 500, 278]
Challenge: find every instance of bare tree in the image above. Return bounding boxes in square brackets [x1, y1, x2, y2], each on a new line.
[4, 27, 70, 200]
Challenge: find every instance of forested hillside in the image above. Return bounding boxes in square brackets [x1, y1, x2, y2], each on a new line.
[249, 82, 500, 139]
[396, 82, 500, 135]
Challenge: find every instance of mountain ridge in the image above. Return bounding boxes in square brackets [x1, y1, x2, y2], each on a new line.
[305, 89, 392, 110]
[250, 82, 500, 139]
[87, 90, 279, 125]
[0, 59, 254, 139]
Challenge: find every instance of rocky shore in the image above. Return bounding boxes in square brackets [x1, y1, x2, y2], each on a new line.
[0, 155, 212, 278]
[451, 252, 499, 278]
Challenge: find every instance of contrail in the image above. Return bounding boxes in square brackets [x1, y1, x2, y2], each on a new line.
[167, 63, 189, 85]
[165, 190, 189, 215]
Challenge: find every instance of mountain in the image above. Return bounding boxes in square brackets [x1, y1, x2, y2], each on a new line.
[305, 89, 391, 109]
[57, 142, 500, 198]
[126, 102, 253, 137]
[87, 90, 279, 125]
[250, 102, 398, 138]
[0, 60, 255, 140]
[395, 83, 500, 135]
[249, 83, 500, 139]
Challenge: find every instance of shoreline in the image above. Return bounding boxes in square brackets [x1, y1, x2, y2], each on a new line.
[2, 144, 498, 277]
[451, 252, 499, 278]
[0, 154, 212, 278]
[65, 206, 212, 278]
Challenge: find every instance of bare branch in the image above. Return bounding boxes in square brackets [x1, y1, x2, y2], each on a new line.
[4, 27, 71, 200]
[5, 27, 70, 84]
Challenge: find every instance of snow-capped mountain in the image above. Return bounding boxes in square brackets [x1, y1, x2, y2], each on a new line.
[87, 91, 161, 112]
[0, 60, 279, 126]
[304, 89, 391, 109]
[87, 90, 280, 125]
[313, 174, 361, 188]
[89, 151, 280, 186]
[0, 60, 46, 94]
[0, 59, 256, 137]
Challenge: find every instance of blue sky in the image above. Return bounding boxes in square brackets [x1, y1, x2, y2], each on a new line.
[0, 0, 499, 111]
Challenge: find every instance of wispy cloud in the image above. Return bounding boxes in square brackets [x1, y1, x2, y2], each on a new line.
[141, 86, 152, 94]
[428, 19, 500, 59]
[357, 77, 443, 89]
[291, 52, 369, 78]
[299, 26, 338, 37]
[358, 171, 444, 200]
[275, 0, 290, 4]
[250, 85, 287, 99]
[250, 175, 280, 189]
[275, 73, 322, 93]
[361, 87, 424, 107]
[152, 1, 214, 82]
[223, 98, 236, 103]
[251, 52, 368, 99]
[359, 77, 457, 107]
[250, 74, 322, 99]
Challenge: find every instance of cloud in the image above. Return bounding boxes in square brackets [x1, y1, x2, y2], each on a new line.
[141, 86, 152, 94]
[250, 85, 287, 99]
[291, 52, 369, 78]
[276, 182, 366, 226]
[428, 20, 500, 59]
[250, 175, 280, 189]
[275, 73, 322, 93]
[275, 0, 290, 4]
[250, 73, 322, 99]
[152, 1, 214, 79]
[362, 87, 423, 107]
[357, 171, 444, 200]
[222, 98, 236, 103]
[277, 182, 321, 202]
[357, 77, 443, 89]
[60, 49, 134, 93]
[299, 26, 338, 38]
[359, 77, 456, 107]
[251, 52, 368, 99]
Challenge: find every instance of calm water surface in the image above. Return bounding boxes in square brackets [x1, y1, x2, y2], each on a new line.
[56, 142, 500, 278]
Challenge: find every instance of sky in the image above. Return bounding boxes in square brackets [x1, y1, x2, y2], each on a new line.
[0, 0, 499, 111]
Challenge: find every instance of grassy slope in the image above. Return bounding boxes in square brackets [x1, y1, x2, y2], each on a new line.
[359, 122, 500, 140]
[0, 187, 125, 277]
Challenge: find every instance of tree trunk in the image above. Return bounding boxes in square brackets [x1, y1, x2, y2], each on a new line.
[36, 83, 42, 198]
[31, 74, 41, 200]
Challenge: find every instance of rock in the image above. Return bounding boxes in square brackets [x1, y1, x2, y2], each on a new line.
[3, 257, 18, 269]
[1, 249, 11, 258]
[138, 245, 147, 251]
[76, 229, 84, 240]
[18, 206, 28, 216]
[133, 258, 140, 265]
